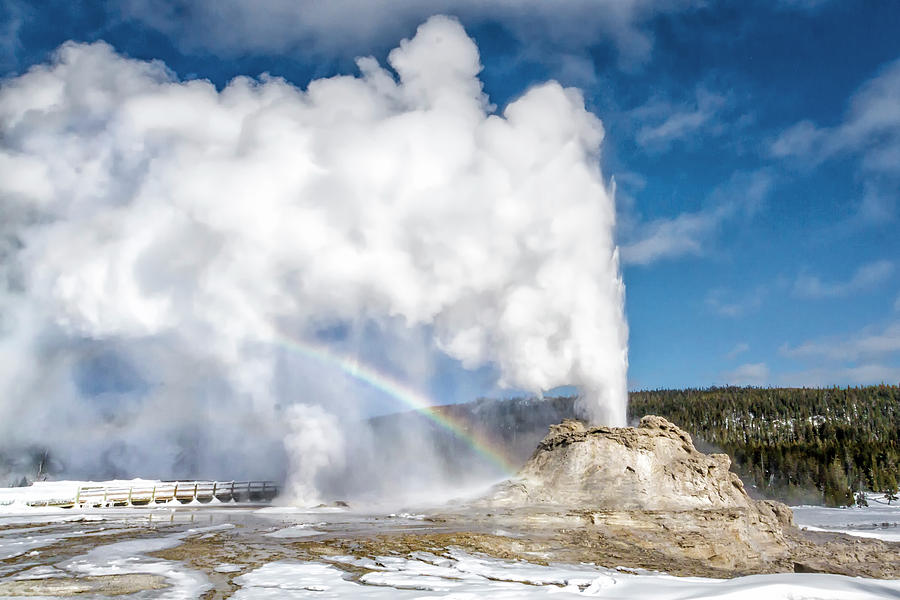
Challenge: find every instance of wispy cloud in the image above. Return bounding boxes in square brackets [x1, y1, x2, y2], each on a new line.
[117, 0, 705, 72]
[620, 170, 773, 265]
[630, 86, 735, 152]
[706, 286, 767, 318]
[855, 182, 897, 225]
[725, 342, 750, 360]
[780, 321, 900, 362]
[771, 56, 900, 177]
[621, 208, 723, 265]
[792, 260, 893, 299]
[778, 364, 900, 387]
[721, 362, 769, 386]
[778, 320, 900, 386]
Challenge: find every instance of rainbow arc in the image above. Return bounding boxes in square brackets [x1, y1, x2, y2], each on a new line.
[269, 331, 519, 475]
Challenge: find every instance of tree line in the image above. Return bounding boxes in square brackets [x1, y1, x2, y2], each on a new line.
[628, 385, 900, 506]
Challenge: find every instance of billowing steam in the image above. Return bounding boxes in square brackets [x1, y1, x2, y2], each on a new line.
[282, 404, 345, 506]
[0, 16, 627, 500]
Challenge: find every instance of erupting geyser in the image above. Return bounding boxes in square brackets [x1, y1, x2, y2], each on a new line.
[0, 16, 627, 497]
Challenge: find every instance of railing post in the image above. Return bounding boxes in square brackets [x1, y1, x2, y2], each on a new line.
[127, 487, 133, 506]
[193, 483, 198, 501]
[151, 485, 156, 504]
[174, 482, 178, 503]
[74, 486, 81, 507]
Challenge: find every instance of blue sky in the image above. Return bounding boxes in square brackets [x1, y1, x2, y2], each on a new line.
[2, 0, 899, 394]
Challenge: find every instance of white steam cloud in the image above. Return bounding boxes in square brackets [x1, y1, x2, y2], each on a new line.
[0, 17, 627, 497]
[282, 404, 345, 506]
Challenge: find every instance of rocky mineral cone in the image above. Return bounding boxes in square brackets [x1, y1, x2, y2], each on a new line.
[473, 415, 899, 578]
[491, 415, 759, 511]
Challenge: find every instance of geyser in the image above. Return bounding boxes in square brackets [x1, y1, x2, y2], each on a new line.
[0, 16, 627, 498]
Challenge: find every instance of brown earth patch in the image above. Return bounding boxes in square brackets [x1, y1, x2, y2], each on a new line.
[0, 573, 168, 596]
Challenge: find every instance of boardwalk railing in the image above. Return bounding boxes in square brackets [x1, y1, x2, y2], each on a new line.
[28, 481, 279, 508]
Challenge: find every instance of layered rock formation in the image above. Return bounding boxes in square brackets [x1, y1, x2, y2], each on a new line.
[468, 416, 898, 577]
[490, 416, 759, 510]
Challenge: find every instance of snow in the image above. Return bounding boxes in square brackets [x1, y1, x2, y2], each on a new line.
[57, 525, 231, 598]
[231, 551, 900, 599]
[793, 498, 900, 542]
[0, 479, 163, 510]
[2, 489, 899, 599]
[0, 515, 113, 564]
[265, 524, 326, 538]
[802, 524, 900, 542]
[0, 529, 72, 560]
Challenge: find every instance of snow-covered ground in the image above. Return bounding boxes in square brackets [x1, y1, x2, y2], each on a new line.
[3, 515, 898, 600]
[792, 492, 900, 542]
[231, 552, 900, 599]
[0, 480, 164, 510]
[1, 484, 899, 599]
[56, 525, 228, 598]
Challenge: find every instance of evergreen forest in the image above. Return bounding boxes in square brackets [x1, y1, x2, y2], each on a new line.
[628, 386, 900, 506]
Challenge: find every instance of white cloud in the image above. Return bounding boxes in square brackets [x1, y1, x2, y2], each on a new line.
[117, 0, 703, 71]
[620, 208, 720, 265]
[771, 56, 900, 177]
[706, 286, 767, 318]
[620, 169, 773, 265]
[780, 321, 900, 362]
[725, 342, 749, 360]
[721, 363, 769, 386]
[770, 120, 825, 161]
[630, 86, 732, 151]
[0, 18, 630, 485]
[779, 364, 900, 387]
[778, 319, 900, 387]
[792, 260, 894, 299]
[856, 182, 897, 224]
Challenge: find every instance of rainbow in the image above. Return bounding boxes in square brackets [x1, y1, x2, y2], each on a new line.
[268, 331, 519, 475]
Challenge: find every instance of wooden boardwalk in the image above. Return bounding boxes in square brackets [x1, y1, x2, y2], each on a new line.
[41, 481, 279, 508]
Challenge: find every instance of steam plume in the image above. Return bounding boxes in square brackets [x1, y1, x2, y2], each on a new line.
[0, 16, 627, 496]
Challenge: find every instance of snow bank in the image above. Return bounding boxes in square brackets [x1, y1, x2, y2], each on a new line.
[0, 479, 163, 510]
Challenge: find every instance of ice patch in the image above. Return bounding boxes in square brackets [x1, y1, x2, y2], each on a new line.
[215, 563, 244, 573]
